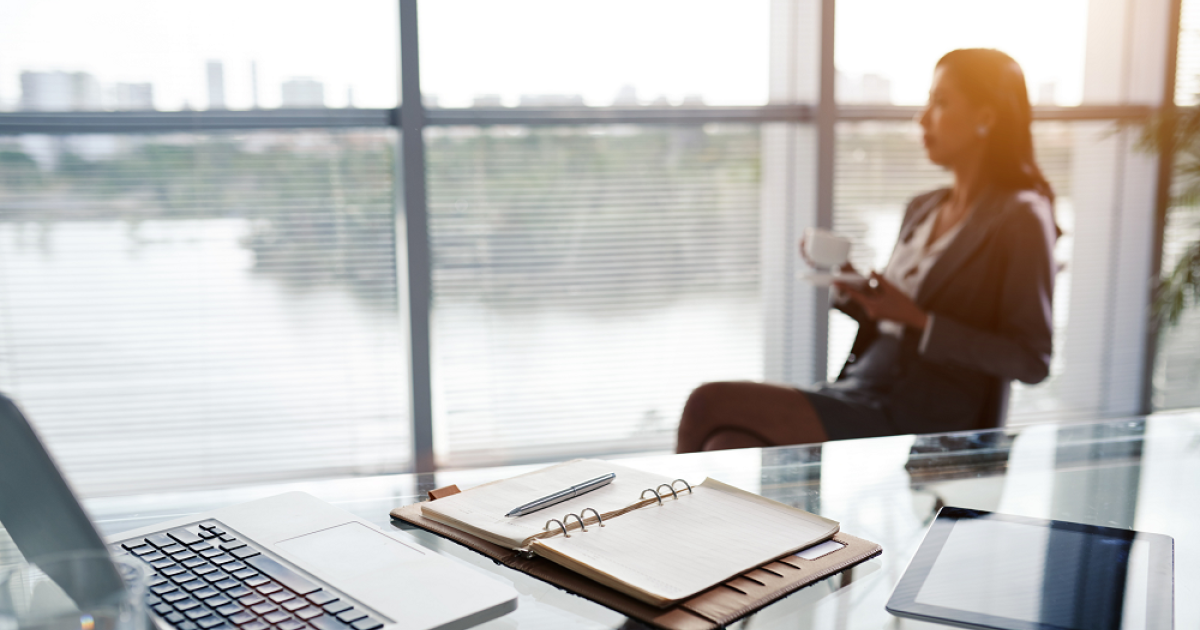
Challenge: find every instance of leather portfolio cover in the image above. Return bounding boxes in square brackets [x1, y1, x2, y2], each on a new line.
[390, 488, 882, 630]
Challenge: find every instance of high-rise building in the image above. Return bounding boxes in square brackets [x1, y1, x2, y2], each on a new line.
[207, 60, 226, 110]
[280, 78, 325, 108]
[115, 83, 154, 110]
[20, 71, 102, 111]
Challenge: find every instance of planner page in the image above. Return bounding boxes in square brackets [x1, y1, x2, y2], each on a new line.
[420, 459, 676, 549]
[531, 478, 839, 607]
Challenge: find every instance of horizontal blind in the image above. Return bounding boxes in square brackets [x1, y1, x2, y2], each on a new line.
[0, 130, 409, 497]
[832, 120, 1130, 424]
[426, 124, 768, 466]
[1157, 0, 1200, 407]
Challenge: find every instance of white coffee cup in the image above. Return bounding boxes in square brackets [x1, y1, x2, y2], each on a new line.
[802, 227, 851, 269]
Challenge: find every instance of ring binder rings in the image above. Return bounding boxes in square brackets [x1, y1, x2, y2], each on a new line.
[544, 481, 697, 539]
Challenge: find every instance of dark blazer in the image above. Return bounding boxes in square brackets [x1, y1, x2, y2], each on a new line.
[831, 186, 1057, 434]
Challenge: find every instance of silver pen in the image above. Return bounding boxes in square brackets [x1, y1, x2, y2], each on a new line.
[505, 472, 616, 517]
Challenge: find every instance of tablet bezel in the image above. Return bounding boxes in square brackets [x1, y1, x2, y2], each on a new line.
[886, 507, 1174, 630]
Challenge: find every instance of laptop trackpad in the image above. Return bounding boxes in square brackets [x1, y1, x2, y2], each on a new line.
[276, 522, 425, 581]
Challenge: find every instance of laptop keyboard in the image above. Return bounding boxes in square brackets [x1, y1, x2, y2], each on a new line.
[114, 520, 384, 630]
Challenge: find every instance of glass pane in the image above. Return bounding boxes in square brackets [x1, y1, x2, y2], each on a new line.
[1154, 197, 1200, 408]
[0, 129, 408, 497]
[1178, 0, 1200, 105]
[419, 0, 772, 108]
[426, 124, 771, 466]
[831, 120, 1116, 423]
[835, 0, 1089, 105]
[0, 0, 398, 112]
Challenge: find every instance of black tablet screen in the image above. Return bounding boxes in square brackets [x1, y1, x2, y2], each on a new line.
[888, 508, 1173, 630]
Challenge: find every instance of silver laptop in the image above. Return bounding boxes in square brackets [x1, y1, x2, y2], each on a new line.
[0, 393, 517, 630]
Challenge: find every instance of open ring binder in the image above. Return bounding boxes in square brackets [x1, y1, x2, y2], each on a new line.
[540, 481, 697, 540]
[545, 518, 569, 537]
[641, 488, 663, 504]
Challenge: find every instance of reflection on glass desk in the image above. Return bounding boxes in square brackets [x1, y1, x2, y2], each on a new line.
[80, 412, 1200, 630]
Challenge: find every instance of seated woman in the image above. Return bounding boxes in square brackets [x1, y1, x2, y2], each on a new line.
[677, 49, 1059, 452]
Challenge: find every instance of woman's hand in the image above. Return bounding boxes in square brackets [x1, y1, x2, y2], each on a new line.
[833, 271, 930, 330]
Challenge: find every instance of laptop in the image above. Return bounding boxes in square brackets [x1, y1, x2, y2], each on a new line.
[0, 393, 517, 630]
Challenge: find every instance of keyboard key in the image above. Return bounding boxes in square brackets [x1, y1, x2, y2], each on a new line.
[250, 603, 277, 615]
[294, 607, 323, 621]
[277, 620, 305, 630]
[237, 595, 265, 608]
[192, 542, 215, 552]
[210, 555, 237, 566]
[228, 612, 256, 626]
[151, 583, 179, 595]
[145, 534, 174, 548]
[256, 583, 283, 596]
[181, 580, 209, 592]
[306, 592, 338, 607]
[165, 612, 186, 624]
[207, 595, 233, 608]
[242, 621, 268, 630]
[308, 616, 349, 630]
[197, 616, 228, 629]
[243, 576, 269, 588]
[224, 561, 248, 573]
[151, 559, 177, 571]
[203, 571, 230, 583]
[174, 599, 201, 612]
[125, 542, 154, 554]
[349, 618, 381, 630]
[142, 552, 167, 563]
[199, 530, 218, 539]
[216, 579, 241, 591]
[200, 549, 225, 559]
[146, 594, 163, 607]
[335, 609, 366, 624]
[153, 603, 173, 616]
[185, 607, 213, 620]
[163, 565, 188, 577]
[219, 535, 238, 543]
[194, 587, 220, 600]
[226, 586, 253, 599]
[171, 571, 199, 584]
[281, 599, 308, 612]
[161, 544, 186, 555]
[245, 556, 320, 596]
[215, 604, 242, 617]
[170, 528, 205, 546]
[219, 541, 246, 552]
[184, 558, 207, 569]
[231, 569, 257, 581]
[163, 591, 189, 604]
[268, 591, 294, 604]
[209, 528, 227, 537]
[199, 522, 219, 531]
[230, 547, 260, 560]
[179, 622, 198, 630]
[322, 602, 352, 615]
[263, 611, 291, 625]
[172, 551, 198, 563]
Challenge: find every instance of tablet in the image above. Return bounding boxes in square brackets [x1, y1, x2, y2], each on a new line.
[886, 507, 1174, 630]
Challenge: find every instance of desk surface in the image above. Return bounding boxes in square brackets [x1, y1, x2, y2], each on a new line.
[86, 412, 1200, 630]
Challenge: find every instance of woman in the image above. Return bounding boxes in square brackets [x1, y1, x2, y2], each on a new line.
[677, 49, 1058, 452]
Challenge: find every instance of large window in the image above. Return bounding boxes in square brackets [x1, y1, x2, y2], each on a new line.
[0, 0, 1188, 496]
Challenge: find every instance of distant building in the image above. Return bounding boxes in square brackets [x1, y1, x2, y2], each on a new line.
[835, 71, 892, 104]
[472, 94, 503, 107]
[115, 83, 154, 110]
[518, 94, 584, 107]
[680, 94, 706, 106]
[207, 60, 226, 110]
[20, 71, 101, 111]
[281, 78, 325, 108]
[612, 84, 638, 106]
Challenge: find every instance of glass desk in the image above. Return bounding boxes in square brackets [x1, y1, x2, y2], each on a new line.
[84, 412, 1200, 630]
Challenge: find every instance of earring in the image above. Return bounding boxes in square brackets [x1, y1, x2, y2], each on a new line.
[976, 125, 989, 137]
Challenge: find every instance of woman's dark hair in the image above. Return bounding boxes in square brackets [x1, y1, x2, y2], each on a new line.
[935, 49, 1056, 209]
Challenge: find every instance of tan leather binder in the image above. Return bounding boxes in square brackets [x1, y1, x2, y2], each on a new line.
[389, 464, 882, 630]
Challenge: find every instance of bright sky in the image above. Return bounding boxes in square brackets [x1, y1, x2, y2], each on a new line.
[0, 0, 1091, 111]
